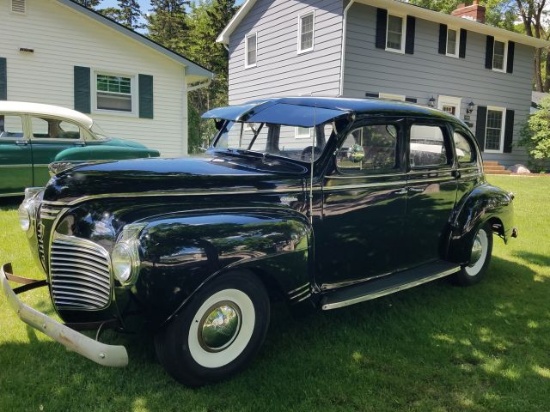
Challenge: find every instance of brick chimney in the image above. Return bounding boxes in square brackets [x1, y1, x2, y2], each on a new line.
[451, 1, 486, 23]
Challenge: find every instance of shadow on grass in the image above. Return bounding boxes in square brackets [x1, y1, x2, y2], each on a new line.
[1, 255, 549, 411]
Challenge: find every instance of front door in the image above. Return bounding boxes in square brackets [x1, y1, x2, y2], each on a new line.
[314, 120, 408, 289]
[437, 95, 462, 118]
[0, 114, 32, 196]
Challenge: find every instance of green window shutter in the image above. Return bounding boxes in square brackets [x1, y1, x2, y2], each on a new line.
[504, 109, 515, 153]
[74, 66, 91, 113]
[0, 57, 7, 100]
[139, 74, 154, 119]
[475, 106, 487, 151]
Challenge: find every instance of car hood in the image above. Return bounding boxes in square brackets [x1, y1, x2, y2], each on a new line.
[44, 154, 308, 203]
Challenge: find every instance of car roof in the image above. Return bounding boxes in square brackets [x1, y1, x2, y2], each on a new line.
[0, 101, 94, 129]
[202, 97, 461, 128]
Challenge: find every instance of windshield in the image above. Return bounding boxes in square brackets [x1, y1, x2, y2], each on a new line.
[212, 120, 335, 162]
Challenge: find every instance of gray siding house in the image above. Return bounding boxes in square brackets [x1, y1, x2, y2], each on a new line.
[217, 0, 550, 167]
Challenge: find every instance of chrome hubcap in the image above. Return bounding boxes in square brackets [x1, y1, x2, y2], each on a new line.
[199, 301, 241, 353]
[470, 236, 483, 266]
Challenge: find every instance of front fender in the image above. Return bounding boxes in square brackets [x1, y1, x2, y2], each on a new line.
[134, 208, 312, 326]
[447, 183, 514, 263]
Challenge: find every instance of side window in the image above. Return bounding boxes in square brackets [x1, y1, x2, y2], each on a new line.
[30, 117, 51, 138]
[337, 123, 398, 173]
[0, 115, 24, 138]
[409, 124, 449, 167]
[453, 131, 475, 164]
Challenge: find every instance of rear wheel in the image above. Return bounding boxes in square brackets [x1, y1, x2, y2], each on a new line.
[452, 223, 493, 286]
[155, 272, 270, 387]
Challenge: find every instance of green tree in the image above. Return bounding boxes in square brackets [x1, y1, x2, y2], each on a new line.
[146, 0, 190, 50]
[520, 96, 550, 170]
[117, 0, 143, 29]
[73, 0, 103, 8]
[182, 0, 237, 152]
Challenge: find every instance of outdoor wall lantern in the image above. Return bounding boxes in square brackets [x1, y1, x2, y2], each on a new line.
[428, 96, 436, 108]
[467, 101, 475, 114]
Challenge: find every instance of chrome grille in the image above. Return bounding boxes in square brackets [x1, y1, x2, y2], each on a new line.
[50, 233, 112, 310]
[38, 203, 64, 266]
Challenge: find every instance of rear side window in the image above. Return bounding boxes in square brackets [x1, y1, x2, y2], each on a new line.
[409, 124, 449, 167]
[453, 131, 475, 164]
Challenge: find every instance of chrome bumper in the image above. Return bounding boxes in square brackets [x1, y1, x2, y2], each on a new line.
[1, 263, 128, 367]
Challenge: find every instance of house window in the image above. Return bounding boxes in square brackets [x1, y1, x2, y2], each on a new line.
[245, 33, 257, 67]
[492, 40, 506, 71]
[386, 14, 404, 52]
[298, 12, 314, 53]
[11, 0, 25, 14]
[96, 74, 133, 112]
[295, 127, 312, 138]
[485, 107, 505, 151]
[446, 28, 458, 57]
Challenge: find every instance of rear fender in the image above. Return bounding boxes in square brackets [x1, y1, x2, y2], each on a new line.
[134, 208, 313, 326]
[446, 183, 514, 263]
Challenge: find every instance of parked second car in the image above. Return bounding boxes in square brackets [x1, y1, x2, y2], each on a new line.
[0, 101, 160, 197]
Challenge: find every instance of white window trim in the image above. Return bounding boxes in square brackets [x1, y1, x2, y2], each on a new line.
[446, 27, 460, 58]
[492, 39, 508, 73]
[92, 70, 137, 117]
[245, 32, 258, 68]
[484, 106, 506, 153]
[379, 93, 406, 102]
[437, 95, 462, 118]
[298, 11, 315, 54]
[385, 13, 406, 54]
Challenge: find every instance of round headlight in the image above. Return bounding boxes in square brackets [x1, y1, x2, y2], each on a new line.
[112, 243, 134, 284]
[18, 204, 31, 231]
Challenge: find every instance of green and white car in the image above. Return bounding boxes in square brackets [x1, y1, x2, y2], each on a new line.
[0, 101, 160, 197]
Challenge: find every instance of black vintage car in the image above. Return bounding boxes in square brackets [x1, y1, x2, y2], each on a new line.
[1, 97, 516, 387]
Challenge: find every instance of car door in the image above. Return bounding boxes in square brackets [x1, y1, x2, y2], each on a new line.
[404, 121, 458, 267]
[29, 116, 85, 186]
[0, 114, 32, 196]
[314, 120, 408, 289]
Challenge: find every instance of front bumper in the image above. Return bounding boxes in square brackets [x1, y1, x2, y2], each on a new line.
[0, 263, 128, 367]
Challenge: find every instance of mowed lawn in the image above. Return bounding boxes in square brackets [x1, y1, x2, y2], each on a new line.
[0, 175, 549, 412]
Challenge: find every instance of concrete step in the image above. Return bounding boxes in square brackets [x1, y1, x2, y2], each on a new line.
[483, 161, 511, 174]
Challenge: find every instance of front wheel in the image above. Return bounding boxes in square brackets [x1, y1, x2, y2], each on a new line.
[154, 272, 270, 387]
[452, 223, 493, 286]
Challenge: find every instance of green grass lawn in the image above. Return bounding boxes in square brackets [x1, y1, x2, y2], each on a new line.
[1, 175, 549, 412]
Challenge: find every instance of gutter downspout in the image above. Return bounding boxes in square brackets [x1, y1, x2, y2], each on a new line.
[187, 77, 213, 92]
[339, 0, 355, 97]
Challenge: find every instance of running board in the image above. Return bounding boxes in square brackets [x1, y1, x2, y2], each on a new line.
[321, 261, 460, 310]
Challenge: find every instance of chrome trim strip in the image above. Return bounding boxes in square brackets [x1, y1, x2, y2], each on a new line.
[41, 186, 309, 207]
[0, 164, 30, 168]
[287, 282, 310, 295]
[321, 266, 460, 310]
